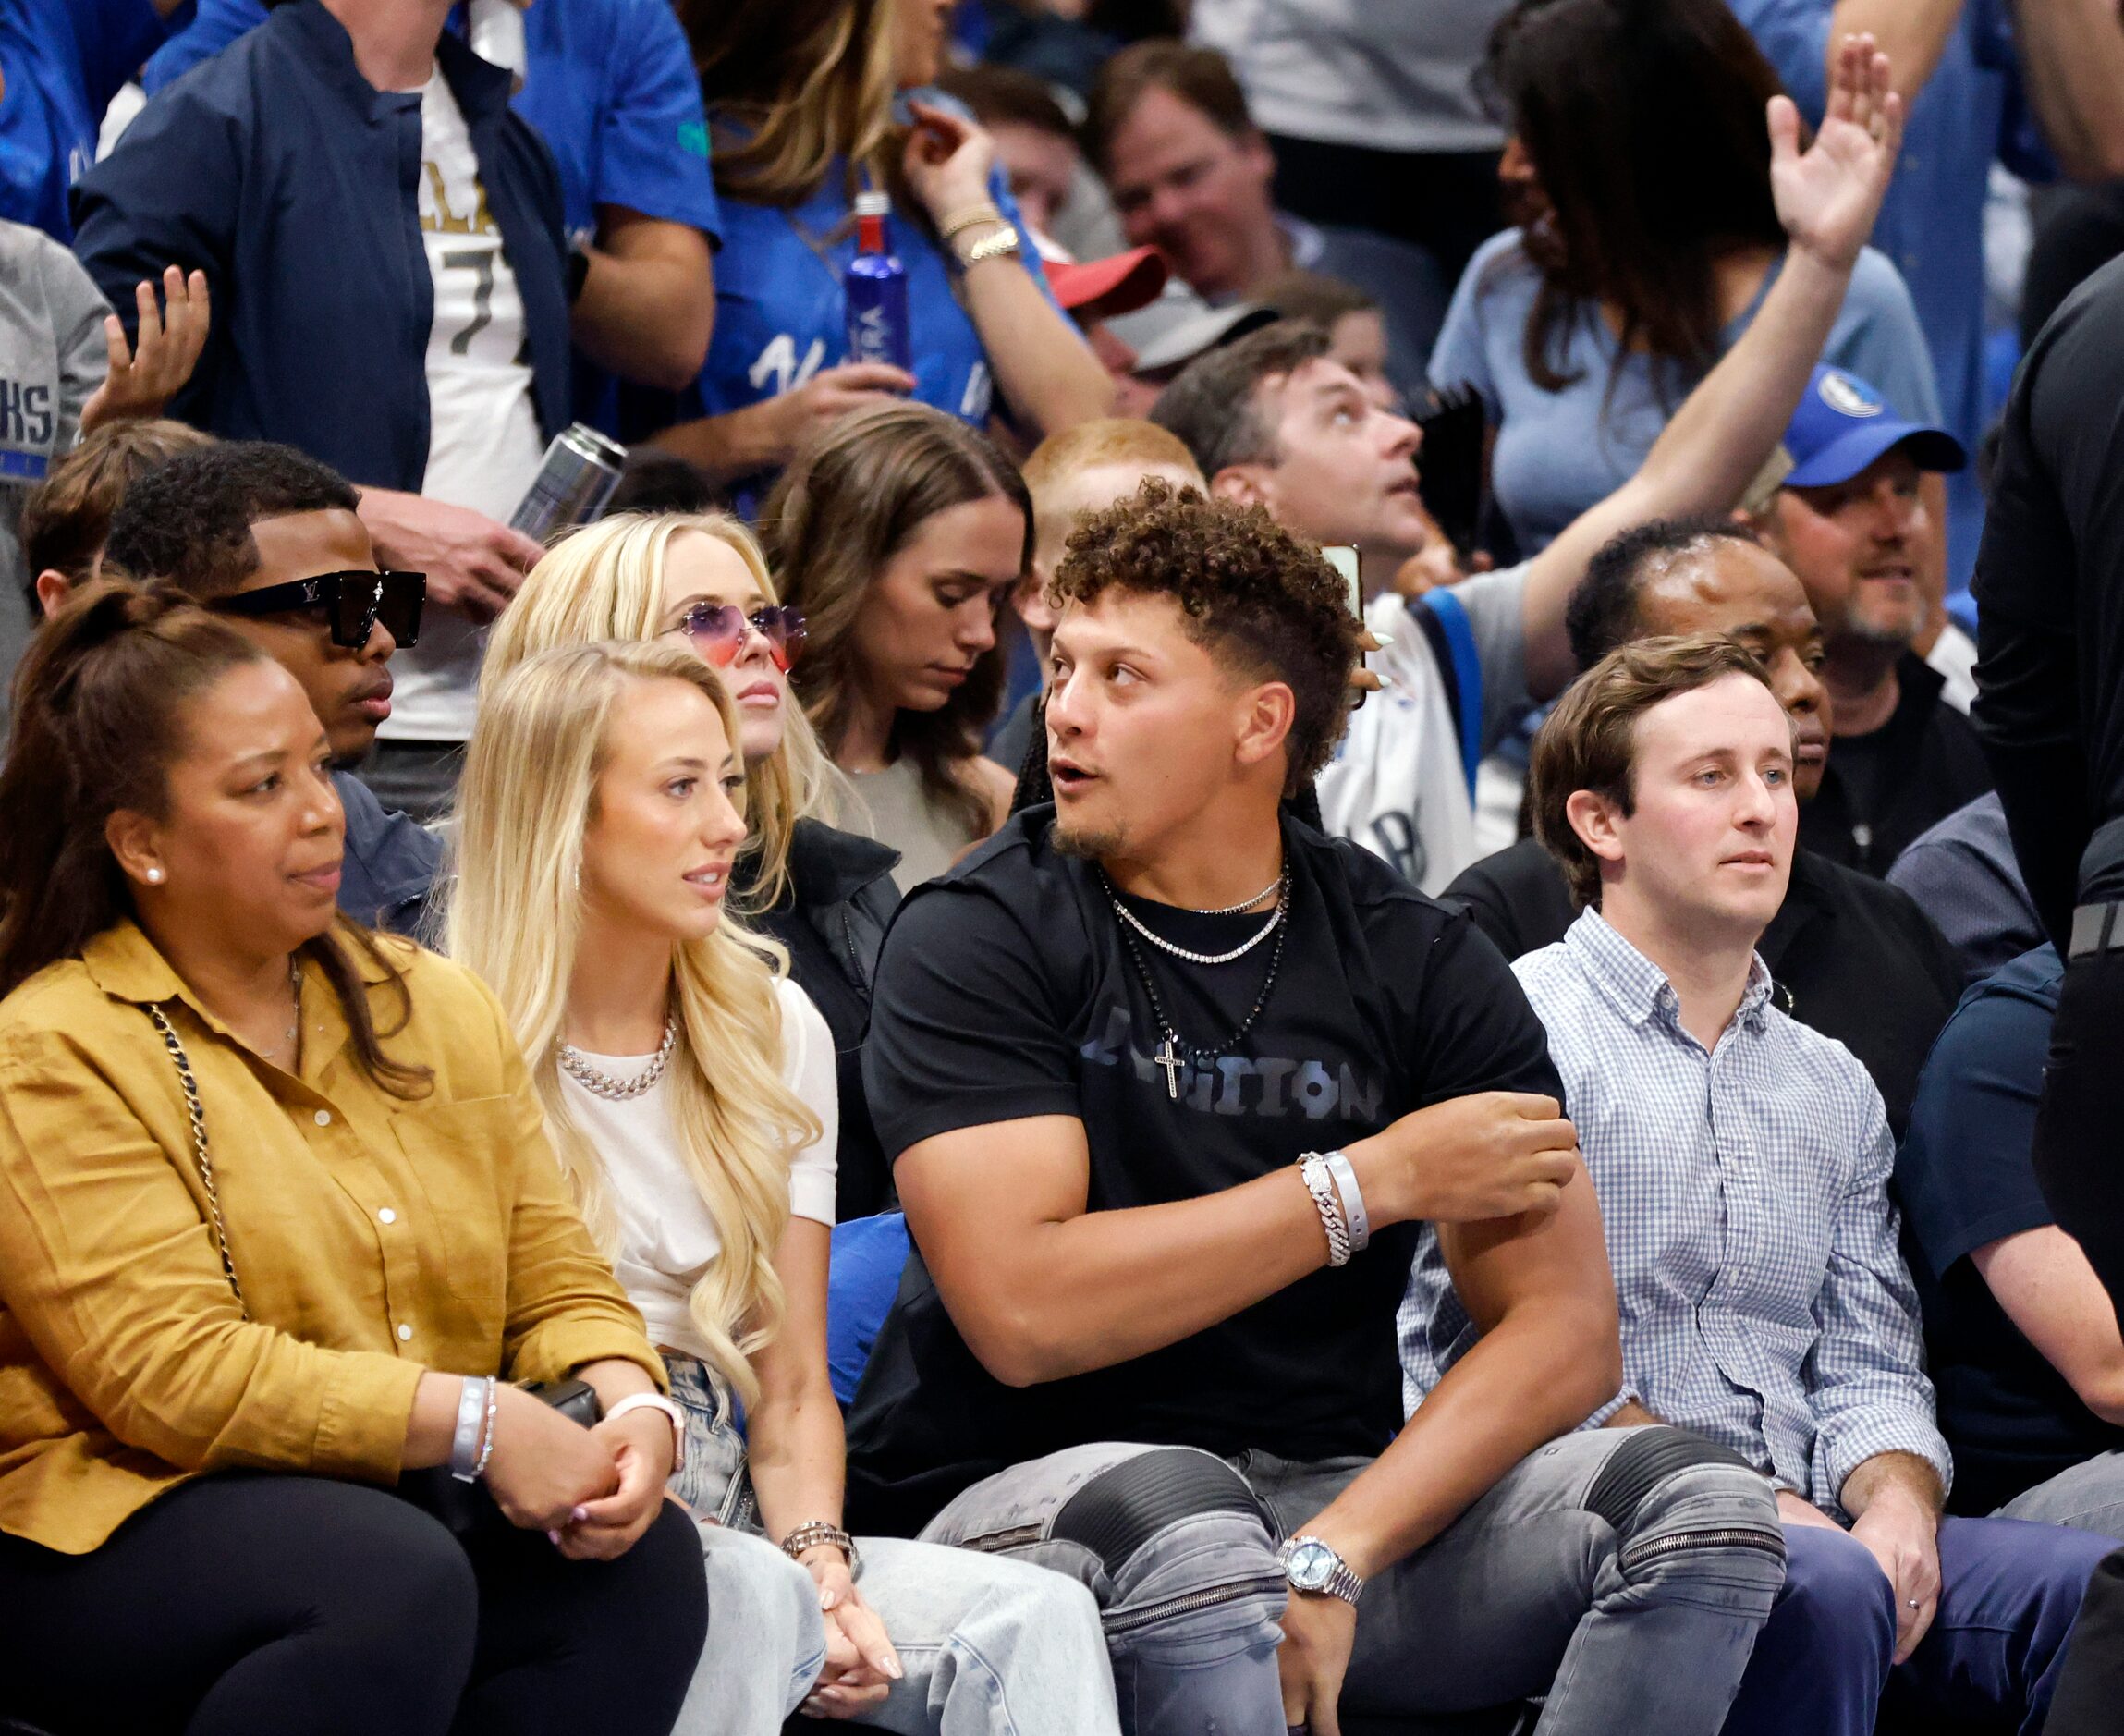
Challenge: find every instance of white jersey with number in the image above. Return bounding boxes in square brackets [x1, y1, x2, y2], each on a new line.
[1316, 564, 1532, 896]
[380, 70, 545, 744]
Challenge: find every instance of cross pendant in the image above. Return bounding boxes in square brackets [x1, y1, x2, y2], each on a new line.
[1154, 1035, 1184, 1100]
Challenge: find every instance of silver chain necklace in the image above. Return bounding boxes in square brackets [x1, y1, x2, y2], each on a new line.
[1104, 869, 1289, 966]
[559, 1012, 679, 1101]
[1185, 875, 1282, 917]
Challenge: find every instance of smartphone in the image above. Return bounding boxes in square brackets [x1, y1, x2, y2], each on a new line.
[1322, 545, 1362, 618]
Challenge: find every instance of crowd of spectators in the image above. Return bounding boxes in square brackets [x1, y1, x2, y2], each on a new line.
[6, 0, 2124, 1731]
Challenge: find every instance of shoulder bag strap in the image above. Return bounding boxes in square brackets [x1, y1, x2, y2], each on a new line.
[146, 1003, 249, 1319]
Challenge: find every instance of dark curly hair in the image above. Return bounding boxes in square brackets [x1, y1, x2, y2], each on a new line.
[102, 441, 360, 602]
[1567, 515, 1763, 673]
[1051, 478, 1361, 793]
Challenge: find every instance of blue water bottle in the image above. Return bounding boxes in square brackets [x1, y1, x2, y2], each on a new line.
[846, 189, 911, 372]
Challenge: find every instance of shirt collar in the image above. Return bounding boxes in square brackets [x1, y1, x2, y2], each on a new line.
[81, 920, 354, 1086]
[81, 919, 189, 1010]
[1564, 907, 1774, 1036]
[280, 0, 513, 125]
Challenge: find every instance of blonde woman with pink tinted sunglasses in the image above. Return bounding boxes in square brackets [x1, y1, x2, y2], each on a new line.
[487, 511, 901, 1220]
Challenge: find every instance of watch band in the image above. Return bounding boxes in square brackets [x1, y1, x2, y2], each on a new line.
[1318, 1150, 1370, 1253]
[604, 1391, 687, 1472]
[958, 224, 1022, 269]
[1298, 1155, 1351, 1266]
[449, 1375, 493, 1483]
[1276, 1534, 1364, 1606]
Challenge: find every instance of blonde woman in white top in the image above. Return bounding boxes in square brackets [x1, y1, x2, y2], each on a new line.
[447, 639, 1117, 1733]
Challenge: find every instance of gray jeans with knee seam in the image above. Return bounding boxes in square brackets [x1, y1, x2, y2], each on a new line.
[916, 1426, 1787, 1736]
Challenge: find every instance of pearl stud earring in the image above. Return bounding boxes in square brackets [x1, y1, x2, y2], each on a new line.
[144, 868, 165, 884]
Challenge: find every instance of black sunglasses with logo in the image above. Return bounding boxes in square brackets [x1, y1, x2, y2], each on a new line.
[213, 570, 426, 649]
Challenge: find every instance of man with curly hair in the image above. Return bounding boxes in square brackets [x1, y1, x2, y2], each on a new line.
[846, 481, 1788, 1735]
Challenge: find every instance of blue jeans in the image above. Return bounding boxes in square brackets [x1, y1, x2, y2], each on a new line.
[1722, 1517, 2115, 1736]
[664, 1357, 1120, 1736]
[916, 1427, 1787, 1736]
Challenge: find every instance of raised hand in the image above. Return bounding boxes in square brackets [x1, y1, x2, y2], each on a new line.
[79, 266, 211, 434]
[901, 99, 1000, 228]
[1769, 33, 1904, 270]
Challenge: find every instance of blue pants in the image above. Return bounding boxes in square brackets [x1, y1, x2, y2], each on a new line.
[1723, 1517, 2114, 1736]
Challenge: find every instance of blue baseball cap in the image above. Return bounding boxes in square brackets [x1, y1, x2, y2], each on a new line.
[1781, 367, 1966, 488]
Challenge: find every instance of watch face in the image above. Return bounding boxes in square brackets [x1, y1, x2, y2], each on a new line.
[1286, 1540, 1337, 1591]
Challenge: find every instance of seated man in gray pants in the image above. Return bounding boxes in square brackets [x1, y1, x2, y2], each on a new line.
[844, 484, 1787, 1735]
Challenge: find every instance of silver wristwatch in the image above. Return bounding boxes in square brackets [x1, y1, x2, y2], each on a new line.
[1276, 1534, 1363, 1606]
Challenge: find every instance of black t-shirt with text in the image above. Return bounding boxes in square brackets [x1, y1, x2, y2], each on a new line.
[844, 808, 1562, 1536]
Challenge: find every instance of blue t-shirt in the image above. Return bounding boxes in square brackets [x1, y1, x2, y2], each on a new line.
[1429, 230, 1942, 556]
[0, 0, 189, 240]
[1728, 0, 2057, 618]
[1895, 946, 2124, 1515]
[699, 133, 1056, 505]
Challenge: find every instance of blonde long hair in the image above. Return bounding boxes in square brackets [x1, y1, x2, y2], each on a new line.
[447, 641, 821, 1405]
[485, 512, 836, 912]
[688, 0, 899, 207]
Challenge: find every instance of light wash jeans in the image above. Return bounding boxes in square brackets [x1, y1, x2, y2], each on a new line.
[664, 1358, 1120, 1736]
[1996, 1449, 2124, 1541]
[916, 1427, 1788, 1736]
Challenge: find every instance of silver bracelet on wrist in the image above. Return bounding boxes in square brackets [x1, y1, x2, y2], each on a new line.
[1318, 1150, 1370, 1253]
[473, 1375, 499, 1479]
[1298, 1155, 1352, 1266]
[781, 1520, 861, 1573]
[450, 1375, 494, 1483]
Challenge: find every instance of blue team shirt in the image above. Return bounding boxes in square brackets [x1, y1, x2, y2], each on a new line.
[145, 0, 720, 245]
[1727, 0, 2058, 617]
[701, 104, 1057, 507]
[0, 0, 191, 240]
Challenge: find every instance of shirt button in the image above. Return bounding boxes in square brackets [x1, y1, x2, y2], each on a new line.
[397, 1324, 413, 1342]
[378, 1207, 397, 1225]
[314, 1109, 332, 1128]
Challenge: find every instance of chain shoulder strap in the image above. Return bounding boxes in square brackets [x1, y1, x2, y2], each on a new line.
[146, 1003, 248, 1319]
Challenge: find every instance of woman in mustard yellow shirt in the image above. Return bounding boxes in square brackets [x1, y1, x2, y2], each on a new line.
[0, 584, 706, 1736]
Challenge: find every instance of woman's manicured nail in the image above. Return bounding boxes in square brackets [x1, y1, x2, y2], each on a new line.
[571, 1505, 589, 1523]
[546, 1530, 561, 1545]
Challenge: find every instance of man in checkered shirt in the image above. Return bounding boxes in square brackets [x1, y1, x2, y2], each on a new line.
[1407, 632, 2113, 1734]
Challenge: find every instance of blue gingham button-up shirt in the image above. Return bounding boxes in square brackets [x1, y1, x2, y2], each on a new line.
[1400, 908, 1949, 1513]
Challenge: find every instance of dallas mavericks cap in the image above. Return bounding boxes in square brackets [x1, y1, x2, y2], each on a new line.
[1781, 366, 1966, 487]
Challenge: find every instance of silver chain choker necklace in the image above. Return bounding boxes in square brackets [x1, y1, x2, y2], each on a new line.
[559, 1012, 678, 1101]
[1105, 869, 1289, 965]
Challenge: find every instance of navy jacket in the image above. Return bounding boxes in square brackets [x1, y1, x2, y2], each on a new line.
[70, 0, 568, 489]
[334, 772, 441, 940]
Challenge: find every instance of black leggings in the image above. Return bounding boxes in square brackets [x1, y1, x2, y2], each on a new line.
[0, 1473, 706, 1736]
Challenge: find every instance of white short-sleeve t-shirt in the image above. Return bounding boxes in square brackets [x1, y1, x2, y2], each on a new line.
[382, 71, 545, 744]
[560, 977, 839, 1362]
